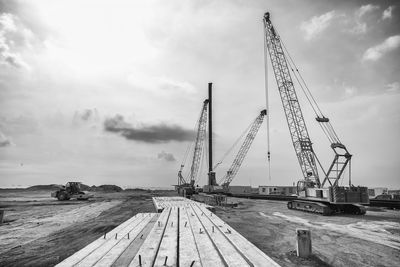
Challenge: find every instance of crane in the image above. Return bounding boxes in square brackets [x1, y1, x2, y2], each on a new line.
[177, 99, 209, 196]
[263, 12, 369, 215]
[219, 109, 267, 191]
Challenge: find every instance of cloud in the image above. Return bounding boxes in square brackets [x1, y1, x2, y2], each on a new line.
[127, 74, 196, 96]
[344, 85, 358, 98]
[300, 11, 337, 40]
[157, 151, 176, 162]
[0, 130, 13, 147]
[385, 82, 400, 93]
[382, 6, 394, 20]
[348, 4, 380, 35]
[73, 109, 100, 122]
[362, 35, 400, 61]
[356, 4, 380, 18]
[104, 115, 194, 143]
[0, 12, 31, 69]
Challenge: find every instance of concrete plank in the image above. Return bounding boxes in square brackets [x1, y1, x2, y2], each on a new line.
[153, 207, 178, 267]
[128, 208, 172, 267]
[179, 207, 201, 267]
[185, 206, 226, 267]
[56, 214, 143, 267]
[195, 204, 280, 267]
[94, 213, 156, 266]
[112, 214, 158, 267]
[75, 214, 150, 267]
[191, 204, 250, 267]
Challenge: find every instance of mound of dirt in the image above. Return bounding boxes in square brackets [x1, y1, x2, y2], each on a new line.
[91, 184, 123, 192]
[124, 188, 149, 192]
[25, 184, 62, 191]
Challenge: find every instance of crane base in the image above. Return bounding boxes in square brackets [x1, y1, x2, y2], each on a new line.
[287, 200, 366, 216]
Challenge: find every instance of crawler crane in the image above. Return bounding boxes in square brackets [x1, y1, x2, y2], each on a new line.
[263, 13, 369, 215]
[204, 110, 267, 194]
[177, 99, 209, 197]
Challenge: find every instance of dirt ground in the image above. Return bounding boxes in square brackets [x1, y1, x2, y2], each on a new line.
[0, 191, 399, 267]
[215, 198, 400, 267]
[0, 189, 176, 267]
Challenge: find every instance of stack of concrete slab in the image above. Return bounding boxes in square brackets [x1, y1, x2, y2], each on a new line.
[57, 197, 279, 267]
[152, 196, 212, 212]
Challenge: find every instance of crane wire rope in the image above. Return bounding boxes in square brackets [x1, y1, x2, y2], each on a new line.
[213, 121, 253, 170]
[263, 21, 272, 181]
[278, 32, 341, 145]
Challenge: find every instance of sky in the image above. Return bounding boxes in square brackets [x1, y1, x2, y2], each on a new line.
[0, 0, 399, 189]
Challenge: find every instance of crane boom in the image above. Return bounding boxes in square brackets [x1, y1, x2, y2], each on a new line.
[263, 13, 320, 187]
[220, 110, 267, 188]
[189, 99, 209, 185]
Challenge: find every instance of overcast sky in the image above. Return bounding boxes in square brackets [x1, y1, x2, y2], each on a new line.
[0, 0, 399, 189]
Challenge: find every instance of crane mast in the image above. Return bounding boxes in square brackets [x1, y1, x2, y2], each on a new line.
[220, 110, 267, 189]
[263, 13, 320, 187]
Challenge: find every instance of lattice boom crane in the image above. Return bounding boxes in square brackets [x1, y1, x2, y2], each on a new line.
[263, 12, 369, 215]
[220, 110, 267, 189]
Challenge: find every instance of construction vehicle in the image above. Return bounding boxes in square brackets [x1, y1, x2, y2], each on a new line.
[51, 182, 92, 201]
[204, 109, 267, 194]
[263, 12, 369, 215]
[177, 99, 209, 197]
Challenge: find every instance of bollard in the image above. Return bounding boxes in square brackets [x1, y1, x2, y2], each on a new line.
[296, 229, 312, 258]
[139, 255, 142, 266]
[0, 210, 4, 225]
[115, 233, 118, 240]
[104, 232, 106, 239]
[164, 256, 168, 266]
[128, 233, 130, 239]
[212, 226, 214, 233]
[190, 260, 196, 267]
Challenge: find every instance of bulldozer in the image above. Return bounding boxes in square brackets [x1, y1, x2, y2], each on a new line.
[51, 182, 93, 201]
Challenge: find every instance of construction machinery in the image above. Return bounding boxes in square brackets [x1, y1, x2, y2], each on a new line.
[177, 99, 209, 197]
[219, 109, 267, 193]
[204, 109, 267, 194]
[51, 182, 92, 201]
[263, 12, 369, 215]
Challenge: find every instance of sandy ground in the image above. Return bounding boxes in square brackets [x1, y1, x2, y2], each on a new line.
[215, 198, 400, 267]
[0, 189, 175, 267]
[0, 191, 399, 266]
